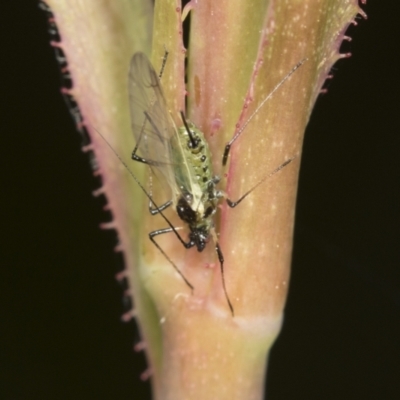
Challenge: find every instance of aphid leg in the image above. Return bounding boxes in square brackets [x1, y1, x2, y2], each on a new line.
[131, 119, 149, 162]
[226, 157, 296, 208]
[131, 142, 143, 161]
[144, 158, 171, 216]
[130, 112, 171, 215]
[149, 200, 173, 215]
[149, 228, 194, 292]
[158, 47, 169, 79]
[132, 152, 151, 164]
[222, 59, 307, 166]
[131, 145, 168, 214]
[210, 228, 234, 316]
[131, 113, 153, 163]
[146, 172, 173, 215]
[131, 109, 150, 161]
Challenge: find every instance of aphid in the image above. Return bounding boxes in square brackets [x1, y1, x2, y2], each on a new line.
[129, 52, 235, 313]
[123, 52, 305, 317]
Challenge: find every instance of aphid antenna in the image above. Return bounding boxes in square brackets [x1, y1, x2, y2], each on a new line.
[180, 110, 198, 148]
[92, 126, 194, 290]
[158, 47, 169, 79]
[222, 58, 308, 166]
[226, 156, 297, 208]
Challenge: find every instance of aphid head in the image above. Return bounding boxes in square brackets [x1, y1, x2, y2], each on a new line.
[176, 195, 211, 252]
[189, 227, 208, 252]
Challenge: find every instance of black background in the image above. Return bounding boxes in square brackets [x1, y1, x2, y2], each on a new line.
[2, 1, 399, 399]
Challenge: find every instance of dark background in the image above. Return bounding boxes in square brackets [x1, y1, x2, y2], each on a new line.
[2, 1, 399, 399]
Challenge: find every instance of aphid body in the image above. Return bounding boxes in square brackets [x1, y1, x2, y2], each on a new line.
[170, 123, 222, 252]
[125, 51, 304, 316]
[129, 52, 232, 310]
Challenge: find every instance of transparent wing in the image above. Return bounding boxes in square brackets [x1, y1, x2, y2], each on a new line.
[129, 52, 177, 196]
